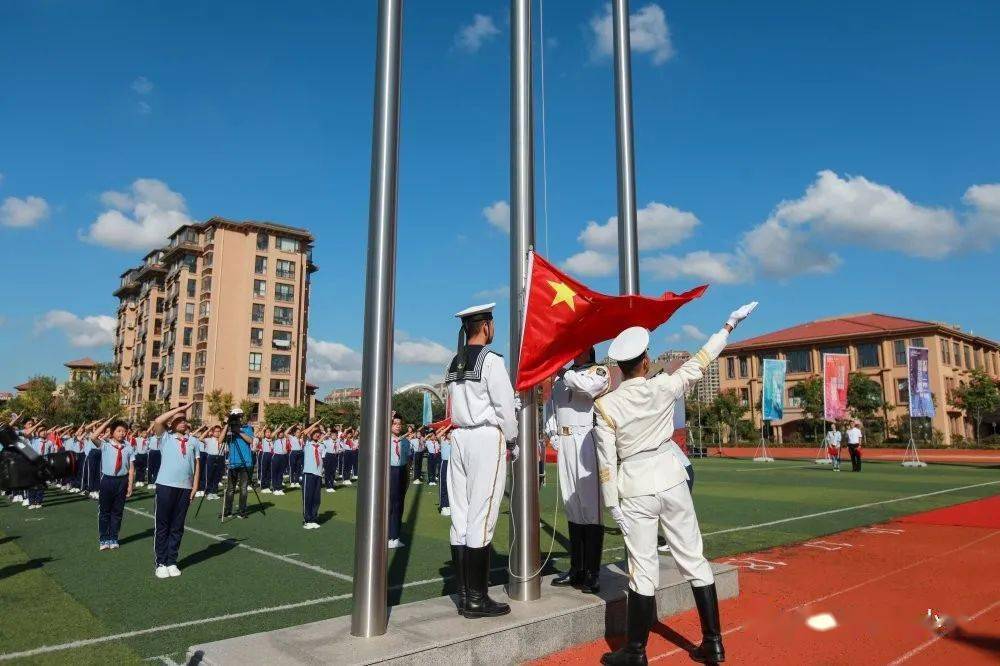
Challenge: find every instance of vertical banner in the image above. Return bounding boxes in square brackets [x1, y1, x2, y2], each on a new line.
[762, 359, 787, 421]
[823, 353, 850, 421]
[908, 347, 935, 418]
[421, 391, 433, 426]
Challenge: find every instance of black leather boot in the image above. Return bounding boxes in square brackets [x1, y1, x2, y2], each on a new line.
[462, 545, 511, 618]
[552, 522, 585, 586]
[580, 523, 604, 594]
[601, 590, 654, 665]
[689, 583, 725, 663]
[451, 545, 466, 613]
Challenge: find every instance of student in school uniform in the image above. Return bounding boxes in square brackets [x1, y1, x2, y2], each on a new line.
[26, 426, 49, 508]
[98, 420, 135, 550]
[82, 423, 102, 499]
[301, 422, 325, 528]
[150, 403, 201, 579]
[348, 428, 360, 482]
[133, 430, 149, 488]
[198, 425, 224, 499]
[270, 428, 289, 495]
[66, 424, 87, 493]
[287, 425, 304, 488]
[146, 427, 161, 487]
[258, 427, 274, 494]
[388, 416, 411, 548]
[438, 428, 452, 516]
[322, 428, 338, 493]
[410, 426, 425, 485]
[426, 432, 441, 486]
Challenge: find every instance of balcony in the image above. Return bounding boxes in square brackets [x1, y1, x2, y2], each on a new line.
[269, 390, 290, 398]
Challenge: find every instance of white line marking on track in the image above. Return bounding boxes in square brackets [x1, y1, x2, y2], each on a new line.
[648, 626, 745, 662]
[886, 598, 1000, 665]
[124, 506, 354, 582]
[730, 464, 816, 472]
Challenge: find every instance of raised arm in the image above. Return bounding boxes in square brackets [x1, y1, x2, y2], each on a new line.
[153, 403, 190, 436]
[563, 366, 610, 399]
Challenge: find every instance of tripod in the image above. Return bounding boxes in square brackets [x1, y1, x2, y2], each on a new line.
[195, 421, 266, 519]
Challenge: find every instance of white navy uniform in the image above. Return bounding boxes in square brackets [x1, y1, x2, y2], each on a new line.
[446, 345, 518, 548]
[545, 364, 608, 526]
[594, 329, 731, 596]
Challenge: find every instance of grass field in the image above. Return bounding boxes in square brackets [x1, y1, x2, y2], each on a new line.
[1, 458, 998, 665]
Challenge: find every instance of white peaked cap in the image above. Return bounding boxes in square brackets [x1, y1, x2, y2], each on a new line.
[229, 408, 244, 416]
[608, 326, 650, 362]
[454, 303, 496, 320]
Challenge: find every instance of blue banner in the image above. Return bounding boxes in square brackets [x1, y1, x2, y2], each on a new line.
[422, 391, 433, 426]
[908, 347, 935, 418]
[762, 359, 787, 421]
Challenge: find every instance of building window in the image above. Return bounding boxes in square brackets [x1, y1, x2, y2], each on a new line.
[252, 303, 265, 323]
[250, 328, 264, 347]
[954, 341, 962, 367]
[255, 256, 267, 274]
[942, 340, 951, 365]
[857, 343, 880, 368]
[155, 297, 164, 314]
[271, 354, 291, 373]
[197, 325, 208, 342]
[195, 350, 206, 368]
[183, 327, 192, 346]
[739, 388, 750, 407]
[276, 259, 295, 279]
[757, 353, 778, 377]
[247, 377, 260, 396]
[726, 356, 736, 380]
[194, 375, 204, 393]
[897, 378, 909, 405]
[201, 276, 211, 292]
[276, 236, 300, 252]
[270, 379, 290, 398]
[184, 303, 195, 323]
[911, 337, 925, 348]
[894, 340, 907, 366]
[273, 330, 292, 349]
[149, 385, 157, 401]
[257, 233, 269, 250]
[181, 352, 191, 371]
[253, 279, 267, 298]
[151, 341, 161, 357]
[186, 279, 196, 297]
[786, 349, 812, 374]
[249, 352, 263, 372]
[964, 346, 972, 369]
[273, 306, 293, 326]
[179, 378, 189, 396]
[975, 348, 983, 369]
[182, 255, 197, 272]
[820, 346, 847, 358]
[738, 357, 749, 378]
[199, 301, 210, 318]
[275, 283, 294, 302]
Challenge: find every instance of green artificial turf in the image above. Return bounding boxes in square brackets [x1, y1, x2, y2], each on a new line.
[1, 458, 997, 664]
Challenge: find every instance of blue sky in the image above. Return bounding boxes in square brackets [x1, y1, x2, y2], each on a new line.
[1, 1, 998, 395]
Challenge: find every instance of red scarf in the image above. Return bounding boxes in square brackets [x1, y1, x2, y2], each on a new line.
[314, 443, 321, 467]
[111, 442, 124, 474]
[179, 436, 188, 456]
[393, 437, 400, 461]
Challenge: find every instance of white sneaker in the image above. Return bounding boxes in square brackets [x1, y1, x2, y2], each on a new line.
[303, 522, 320, 529]
[429, 482, 437, 486]
[388, 539, 405, 549]
[441, 507, 451, 516]
[149, 484, 157, 490]
[30, 504, 41, 510]
[657, 544, 671, 553]
[100, 543, 110, 551]
[412, 479, 422, 485]
[91, 492, 100, 500]
[273, 490, 285, 496]
[325, 488, 336, 493]
[22, 499, 30, 506]
[208, 493, 219, 500]
[12, 495, 22, 503]
[195, 491, 205, 498]
[155, 565, 170, 579]
[167, 565, 181, 577]
[343, 480, 352, 486]
[262, 488, 272, 494]
[135, 482, 145, 488]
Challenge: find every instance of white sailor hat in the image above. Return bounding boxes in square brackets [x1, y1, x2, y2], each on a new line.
[608, 326, 650, 362]
[229, 407, 244, 416]
[455, 302, 495, 322]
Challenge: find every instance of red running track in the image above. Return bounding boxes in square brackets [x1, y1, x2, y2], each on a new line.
[530, 496, 1000, 665]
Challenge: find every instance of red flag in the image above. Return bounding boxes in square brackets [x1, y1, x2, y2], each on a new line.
[515, 251, 707, 390]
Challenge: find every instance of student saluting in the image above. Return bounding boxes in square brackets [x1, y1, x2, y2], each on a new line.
[150, 403, 202, 579]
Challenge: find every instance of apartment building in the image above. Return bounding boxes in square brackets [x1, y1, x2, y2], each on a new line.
[719, 313, 1000, 444]
[114, 217, 316, 424]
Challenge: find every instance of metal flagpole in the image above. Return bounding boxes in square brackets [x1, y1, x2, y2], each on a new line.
[507, 0, 541, 603]
[612, 0, 640, 295]
[351, 0, 403, 638]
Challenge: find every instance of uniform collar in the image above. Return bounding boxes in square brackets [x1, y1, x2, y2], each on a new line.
[620, 376, 646, 387]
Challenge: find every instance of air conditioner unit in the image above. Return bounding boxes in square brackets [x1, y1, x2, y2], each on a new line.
[273, 339, 291, 349]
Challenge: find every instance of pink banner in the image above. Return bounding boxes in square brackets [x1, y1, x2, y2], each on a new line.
[823, 353, 850, 421]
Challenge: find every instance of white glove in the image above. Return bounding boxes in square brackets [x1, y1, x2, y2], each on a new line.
[508, 443, 520, 462]
[610, 506, 629, 536]
[727, 301, 759, 330]
[513, 396, 523, 412]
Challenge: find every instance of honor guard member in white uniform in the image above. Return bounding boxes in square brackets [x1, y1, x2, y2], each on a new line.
[445, 303, 518, 619]
[595, 302, 758, 666]
[546, 346, 609, 594]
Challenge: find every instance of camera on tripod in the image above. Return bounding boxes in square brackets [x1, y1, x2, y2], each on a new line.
[0, 425, 77, 491]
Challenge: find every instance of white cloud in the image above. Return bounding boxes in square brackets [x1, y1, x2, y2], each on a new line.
[741, 218, 841, 279]
[394, 332, 453, 365]
[563, 250, 616, 278]
[681, 324, 707, 341]
[137, 101, 152, 115]
[483, 200, 510, 233]
[964, 183, 1000, 246]
[591, 3, 675, 65]
[579, 202, 699, 251]
[36, 310, 116, 347]
[306, 336, 363, 384]
[456, 14, 500, 53]
[131, 76, 154, 95]
[1, 195, 50, 228]
[474, 286, 509, 300]
[642, 250, 753, 285]
[83, 178, 194, 251]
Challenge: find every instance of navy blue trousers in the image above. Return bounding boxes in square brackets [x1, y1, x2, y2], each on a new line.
[98, 476, 127, 542]
[302, 473, 322, 523]
[74, 452, 86, 488]
[84, 449, 102, 492]
[439, 460, 450, 509]
[258, 452, 273, 489]
[133, 453, 148, 483]
[154, 485, 191, 566]
[322, 453, 337, 488]
[271, 454, 288, 489]
[388, 465, 407, 540]
[289, 450, 304, 484]
[147, 450, 161, 483]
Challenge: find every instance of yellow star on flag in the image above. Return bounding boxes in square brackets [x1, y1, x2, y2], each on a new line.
[548, 280, 577, 311]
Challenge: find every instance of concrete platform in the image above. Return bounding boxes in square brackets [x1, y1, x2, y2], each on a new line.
[189, 557, 738, 665]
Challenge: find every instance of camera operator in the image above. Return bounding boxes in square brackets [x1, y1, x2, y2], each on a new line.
[221, 409, 255, 520]
[151, 403, 202, 579]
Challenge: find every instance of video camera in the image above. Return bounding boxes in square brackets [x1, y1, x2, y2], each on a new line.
[0, 425, 77, 491]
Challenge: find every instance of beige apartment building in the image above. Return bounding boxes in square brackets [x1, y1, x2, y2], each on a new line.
[114, 217, 316, 424]
[719, 313, 1000, 444]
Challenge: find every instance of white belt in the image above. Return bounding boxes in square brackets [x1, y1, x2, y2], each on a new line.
[620, 440, 673, 463]
[558, 424, 591, 435]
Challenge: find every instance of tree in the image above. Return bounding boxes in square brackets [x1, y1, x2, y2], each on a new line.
[847, 372, 888, 443]
[206, 389, 234, 425]
[315, 400, 361, 428]
[239, 398, 257, 422]
[8, 376, 60, 423]
[264, 402, 308, 428]
[391, 390, 444, 427]
[791, 375, 824, 443]
[713, 390, 746, 444]
[139, 400, 169, 427]
[59, 363, 122, 423]
[952, 369, 1000, 445]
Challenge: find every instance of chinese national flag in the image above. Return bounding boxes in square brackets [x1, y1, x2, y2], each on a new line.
[515, 251, 707, 391]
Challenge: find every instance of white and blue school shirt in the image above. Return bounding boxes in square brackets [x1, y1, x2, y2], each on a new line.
[303, 439, 324, 476]
[441, 437, 452, 462]
[100, 441, 135, 477]
[287, 435, 302, 452]
[148, 434, 159, 451]
[321, 437, 335, 456]
[202, 436, 220, 456]
[133, 436, 148, 454]
[260, 437, 273, 454]
[390, 437, 411, 467]
[273, 437, 288, 455]
[29, 437, 46, 455]
[156, 432, 203, 489]
[84, 438, 98, 455]
[425, 439, 440, 456]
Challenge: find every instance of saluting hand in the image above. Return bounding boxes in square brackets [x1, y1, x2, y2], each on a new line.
[726, 301, 759, 330]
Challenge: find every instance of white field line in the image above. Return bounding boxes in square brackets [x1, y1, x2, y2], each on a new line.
[886, 598, 1000, 665]
[647, 529, 999, 663]
[730, 464, 816, 472]
[124, 506, 354, 582]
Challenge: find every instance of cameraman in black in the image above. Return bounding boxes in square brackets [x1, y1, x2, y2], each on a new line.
[221, 408, 255, 520]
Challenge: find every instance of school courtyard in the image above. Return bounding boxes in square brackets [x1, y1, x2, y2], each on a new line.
[1, 455, 998, 665]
